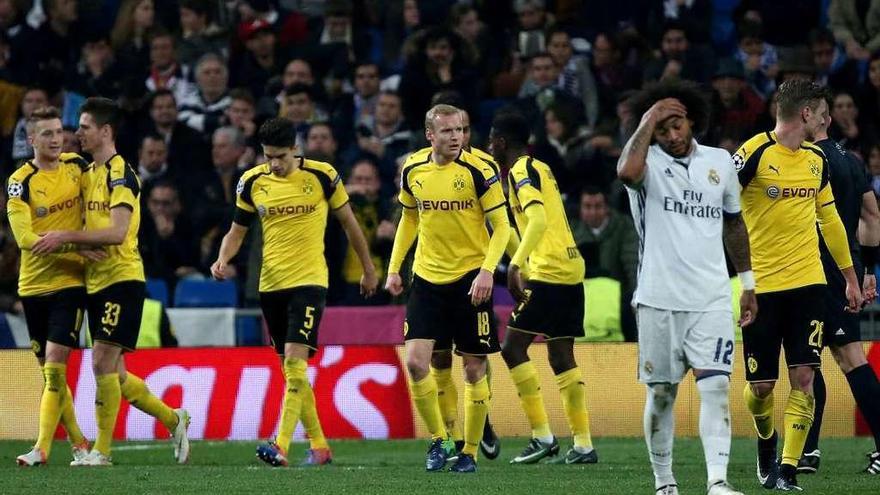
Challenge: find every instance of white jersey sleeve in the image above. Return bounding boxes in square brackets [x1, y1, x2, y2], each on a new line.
[722, 152, 741, 214]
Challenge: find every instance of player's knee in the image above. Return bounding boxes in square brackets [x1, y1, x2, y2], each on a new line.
[789, 366, 814, 392]
[547, 350, 576, 375]
[431, 351, 453, 370]
[830, 343, 867, 374]
[406, 357, 430, 381]
[44, 343, 71, 364]
[750, 381, 775, 398]
[648, 383, 677, 409]
[500, 339, 527, 368]
[462, 358, 487, 383]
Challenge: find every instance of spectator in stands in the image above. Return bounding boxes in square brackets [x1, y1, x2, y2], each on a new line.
[592, 32, 642, 125]
[144, 30, 195, 104]
[512, 0, 551, 59]
[381, 0, 423, 74]
[235, 0, 309, 49]
[398, 26, 479, 129]
[710, 58, 765, 145]
[9, 0, 82, 93]
[258, 58, 326, 119]
[10, 87, 48, 163]
[303, 1, 370, 89]
[867, 143, 880, 198]
[734, 19, 778, 99]
[225, 88, 259, 158]
[137, 133, 172, 191]
[450, 3, 501, 82]
[305, 122, 340, 165]
[0, 186, 21, 315]
[178, 53, 232, 136]
[140, 181, 200, 289]
[829, 90, 871, 156]
[337, 158, 391, 305]
[68, 33, 125, 99]
[516, 52, 585, 138]
[643, 20, 714, 84]
[231, 18, 286, 100]
[147, 89, 211, 176]
[332, 61, 381, 146]
[643, 0, 713, 46]
[571, 187, 638, 342]
[810, 27, 860, 93]
[351, 91, 411, 193]
[532, 103, 594, 197]
[177, 0, 227, 68]
[828, 0, 880, 62]
[280, 82, 327, 143]
[111, 0, 158, 85]
[545, 26, 599, 129]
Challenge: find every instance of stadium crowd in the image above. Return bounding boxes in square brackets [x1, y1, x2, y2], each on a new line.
[1, 0, 879, 339]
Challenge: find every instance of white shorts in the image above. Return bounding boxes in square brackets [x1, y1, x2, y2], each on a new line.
[637, 305, 735, 384]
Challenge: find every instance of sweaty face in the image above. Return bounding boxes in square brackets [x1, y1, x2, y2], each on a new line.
[30, 118, 64, 162]
[653, 115, 693, 158]
[426, 112, 464, 160]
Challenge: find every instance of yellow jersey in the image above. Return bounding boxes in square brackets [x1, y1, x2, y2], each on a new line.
[735, 131, 852, 293]
[235, 158, 349, 292]
[398, 149, 506, 284]
[6, 153, 86, 296]
[507, 156, 584, 284]
[82, 154, 145, 293]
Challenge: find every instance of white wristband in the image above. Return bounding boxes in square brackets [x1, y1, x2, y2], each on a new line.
[738, 270, 756, 291]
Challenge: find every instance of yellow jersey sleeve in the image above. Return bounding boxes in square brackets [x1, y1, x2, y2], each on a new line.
[107, 156, 140, 210]
[509, 158, 544, 210]
[399, 152, 430, 209]
[301, 160, 349, 210]
[5, 169, 39, 249]
[235, 167, 264, 213]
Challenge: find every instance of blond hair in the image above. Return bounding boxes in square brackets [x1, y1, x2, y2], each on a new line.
[26, 106, 61, 135]
[424, 104, 462, 130]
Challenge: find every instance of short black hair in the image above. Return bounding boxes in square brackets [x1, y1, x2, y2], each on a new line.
[258, 117, 297, 147]
[776, 79, 829, 121]
[179, 0, 210, 17]
[140, 131, 165, 148]
[627, 80, 710, 136]
[581, 185, 607, 200]
[148, 88, 176, 107]
[491, 111, 531, 147]
[283, 83, 313, 99]
[229, 88, 255, 106]
[808, 27, 836, 47]
[80, 97, 122, 139]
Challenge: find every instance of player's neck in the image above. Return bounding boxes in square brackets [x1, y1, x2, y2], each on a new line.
[507, 147, 527, 167]
[32, 154, 60, 171]
[91, 144, 118, 166]
[773, 121, 807, 151]
[431, 149, 457, 165]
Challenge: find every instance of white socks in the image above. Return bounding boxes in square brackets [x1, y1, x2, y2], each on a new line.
[697, 374, 732, 487]
[644, 383, 678, 489]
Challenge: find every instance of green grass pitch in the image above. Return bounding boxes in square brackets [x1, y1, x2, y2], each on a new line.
[3, 437, 879, 494]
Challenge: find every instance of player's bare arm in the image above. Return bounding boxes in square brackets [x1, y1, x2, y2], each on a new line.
[32, 206, 132, 255]
[723, 213, 758, 326]
[211, 222, 248, 280]
[858, 191, 880, 302]
[617, 98, 686, 185]
[332, 203, 378, 297]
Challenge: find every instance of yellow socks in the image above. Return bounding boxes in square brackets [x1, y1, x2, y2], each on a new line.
[462, 376, 490, 457]
[275, 358, 308, 452]
[300, 382, 328, 450]
[556, 367, 593, 450]
[743, 385, 775, 439]
[94, 373, 121, 456]
[121, 373, 178, 431]
[510, 361, 552, 439]
[432, 366, 462, 442]
[782, 390, 815, 467]
[410, 373, 448, 440]
[61, 384, 87, 446]
[35, 363, 66, 455]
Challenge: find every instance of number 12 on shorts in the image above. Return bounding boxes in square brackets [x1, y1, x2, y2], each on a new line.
[713, 338, 733, 365]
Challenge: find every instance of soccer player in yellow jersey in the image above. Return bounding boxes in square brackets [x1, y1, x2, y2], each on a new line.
[408, 109, 501, 460]
[735, 80, 862, 490]
[385, 104, 511, 473]
[8, 107, 91, 466]
[33, 98, 190, 466]
[211, 117, 378, 467]
[487, 111, 598, 465]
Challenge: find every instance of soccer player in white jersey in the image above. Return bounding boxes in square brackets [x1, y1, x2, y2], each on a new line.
[617, 81, 757, 495]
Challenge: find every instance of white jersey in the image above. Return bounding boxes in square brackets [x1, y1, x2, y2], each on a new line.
[627, 141, 741, 312]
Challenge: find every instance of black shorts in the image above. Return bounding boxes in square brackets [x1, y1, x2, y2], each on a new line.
[260, 286, 327, 356]
[742, 285, 825, 382]
[87, 281, 146, 352]
[508, 281, 585, 340]
[405, 270, 501, 355]
[21, 286, 87, 358]
[822, 266, 862, 347]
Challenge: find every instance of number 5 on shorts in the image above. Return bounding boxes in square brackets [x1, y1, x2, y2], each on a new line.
[477, 311, 490, 336]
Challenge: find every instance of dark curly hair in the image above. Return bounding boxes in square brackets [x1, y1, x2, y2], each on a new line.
[626, 80, 711, 137]
[258, 118, 297, 147]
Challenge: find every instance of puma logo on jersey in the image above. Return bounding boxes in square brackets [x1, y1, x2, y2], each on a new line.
[768, 165, 780, 175]
[259, 185, 269, 196]
[413, 179, 424, 189]
[35, 189, 46, 196]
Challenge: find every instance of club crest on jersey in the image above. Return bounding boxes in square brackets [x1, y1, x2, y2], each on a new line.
[7, 180, 22, 198]
[732, 152, 745, 171]
[453, 175, 466, 191]
[809, 160, 820, 178]
[302, 181, 314, 195]
[708, 169, 720, 185]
